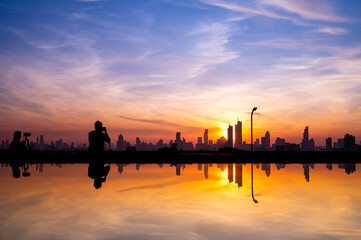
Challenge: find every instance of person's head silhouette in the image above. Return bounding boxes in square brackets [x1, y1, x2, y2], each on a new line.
[13, 131, 22, 142]
[12, 167, 21, 178]
[94, 178, 103, 189]
[94, 121, 103, 131]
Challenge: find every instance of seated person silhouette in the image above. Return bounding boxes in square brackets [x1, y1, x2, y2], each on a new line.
[9, 131, 26, 152]
[88, 121, 110, 151]
[88, 160, 110, 189]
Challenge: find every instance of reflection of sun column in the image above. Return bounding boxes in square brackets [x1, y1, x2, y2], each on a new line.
[221, 164, 242, 185]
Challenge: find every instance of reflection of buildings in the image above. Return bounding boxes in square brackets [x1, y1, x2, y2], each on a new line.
[204, 164, 208, 179]
[303, 164, 310, 182]
[326, 163, 332, 170]
[176, 164, 181, 176]
[117, 164, 124, 175]
[36, 163, 44, 172]
[217, 164, 227, 171]
[198, 164, 202, 171]
[175, 164, 186, 176]
[338, 163, 356, 174]
[261, 163, 270, 177]
[235, 164, 242, 187]
[276, 163, 286, 170]
[228, 163, 233, 183]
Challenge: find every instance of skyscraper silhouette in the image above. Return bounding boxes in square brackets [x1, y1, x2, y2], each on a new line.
[344, 133, 356, 151]
[227, 125, 233, 148]
[301, 126, 310, 151]
[176, 132, 181, 142]
[326, 137, 332, 151]
[40, 135, 44, 149]
[235, 120, 242, 149]
[263, 131, 270, 150]
[204, 129, 208, 145]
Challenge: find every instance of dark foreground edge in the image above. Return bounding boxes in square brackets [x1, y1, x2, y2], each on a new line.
[0, 150, 360, 164]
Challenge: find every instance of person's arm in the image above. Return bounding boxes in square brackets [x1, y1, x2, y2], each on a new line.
[104, 128, 110, 143]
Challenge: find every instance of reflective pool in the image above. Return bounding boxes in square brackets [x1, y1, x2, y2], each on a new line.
[0, 163, 360, 240]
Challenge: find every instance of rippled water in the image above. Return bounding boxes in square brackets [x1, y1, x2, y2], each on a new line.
[0, 163, 360, 240]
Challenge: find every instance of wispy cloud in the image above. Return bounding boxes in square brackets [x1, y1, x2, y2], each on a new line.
[0, 0, 360, 144]
[201, 0, 349, 22]
[199, 0, 292, 21]
[318, 26, 347, 35]
[261, 0, 349, 22]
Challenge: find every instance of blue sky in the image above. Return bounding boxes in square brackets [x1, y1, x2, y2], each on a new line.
[1, 0, 361, 144]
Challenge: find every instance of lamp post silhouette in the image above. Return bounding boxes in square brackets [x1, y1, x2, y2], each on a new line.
[251, 107, 257, 152]
[251, 163, 258, 203]
[250, 107, 258, 203]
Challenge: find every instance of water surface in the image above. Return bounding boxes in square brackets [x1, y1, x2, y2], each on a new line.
[0, 163, 360, 240]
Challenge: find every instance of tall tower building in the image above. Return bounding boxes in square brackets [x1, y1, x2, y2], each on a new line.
[227, 125, 233, 148]
[116, 134, 124, 150]
[265, 131, 270, 150]
[176, 132, 181, 142]
[235, 121, 242, 149]
[39, 135, 44, 148]
[326, 137, 332, 151]
[204, 129, 208, 145]
[301, 126, 310, 151]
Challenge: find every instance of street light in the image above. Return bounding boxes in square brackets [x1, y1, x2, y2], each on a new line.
[251, 107, 257, 152]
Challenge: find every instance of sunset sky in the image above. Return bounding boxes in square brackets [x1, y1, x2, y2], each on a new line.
[1, 0, 361, 145]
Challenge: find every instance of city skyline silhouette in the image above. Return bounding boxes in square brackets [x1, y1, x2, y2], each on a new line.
[1, 123, 359, 152]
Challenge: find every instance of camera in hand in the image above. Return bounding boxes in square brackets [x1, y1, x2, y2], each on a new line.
[101, 127, 107, 131]
[24, 132, 31, 137]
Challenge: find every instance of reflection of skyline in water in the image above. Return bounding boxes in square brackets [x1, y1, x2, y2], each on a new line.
[1, 162, 361, 240]
[1, 162, 357, 185]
